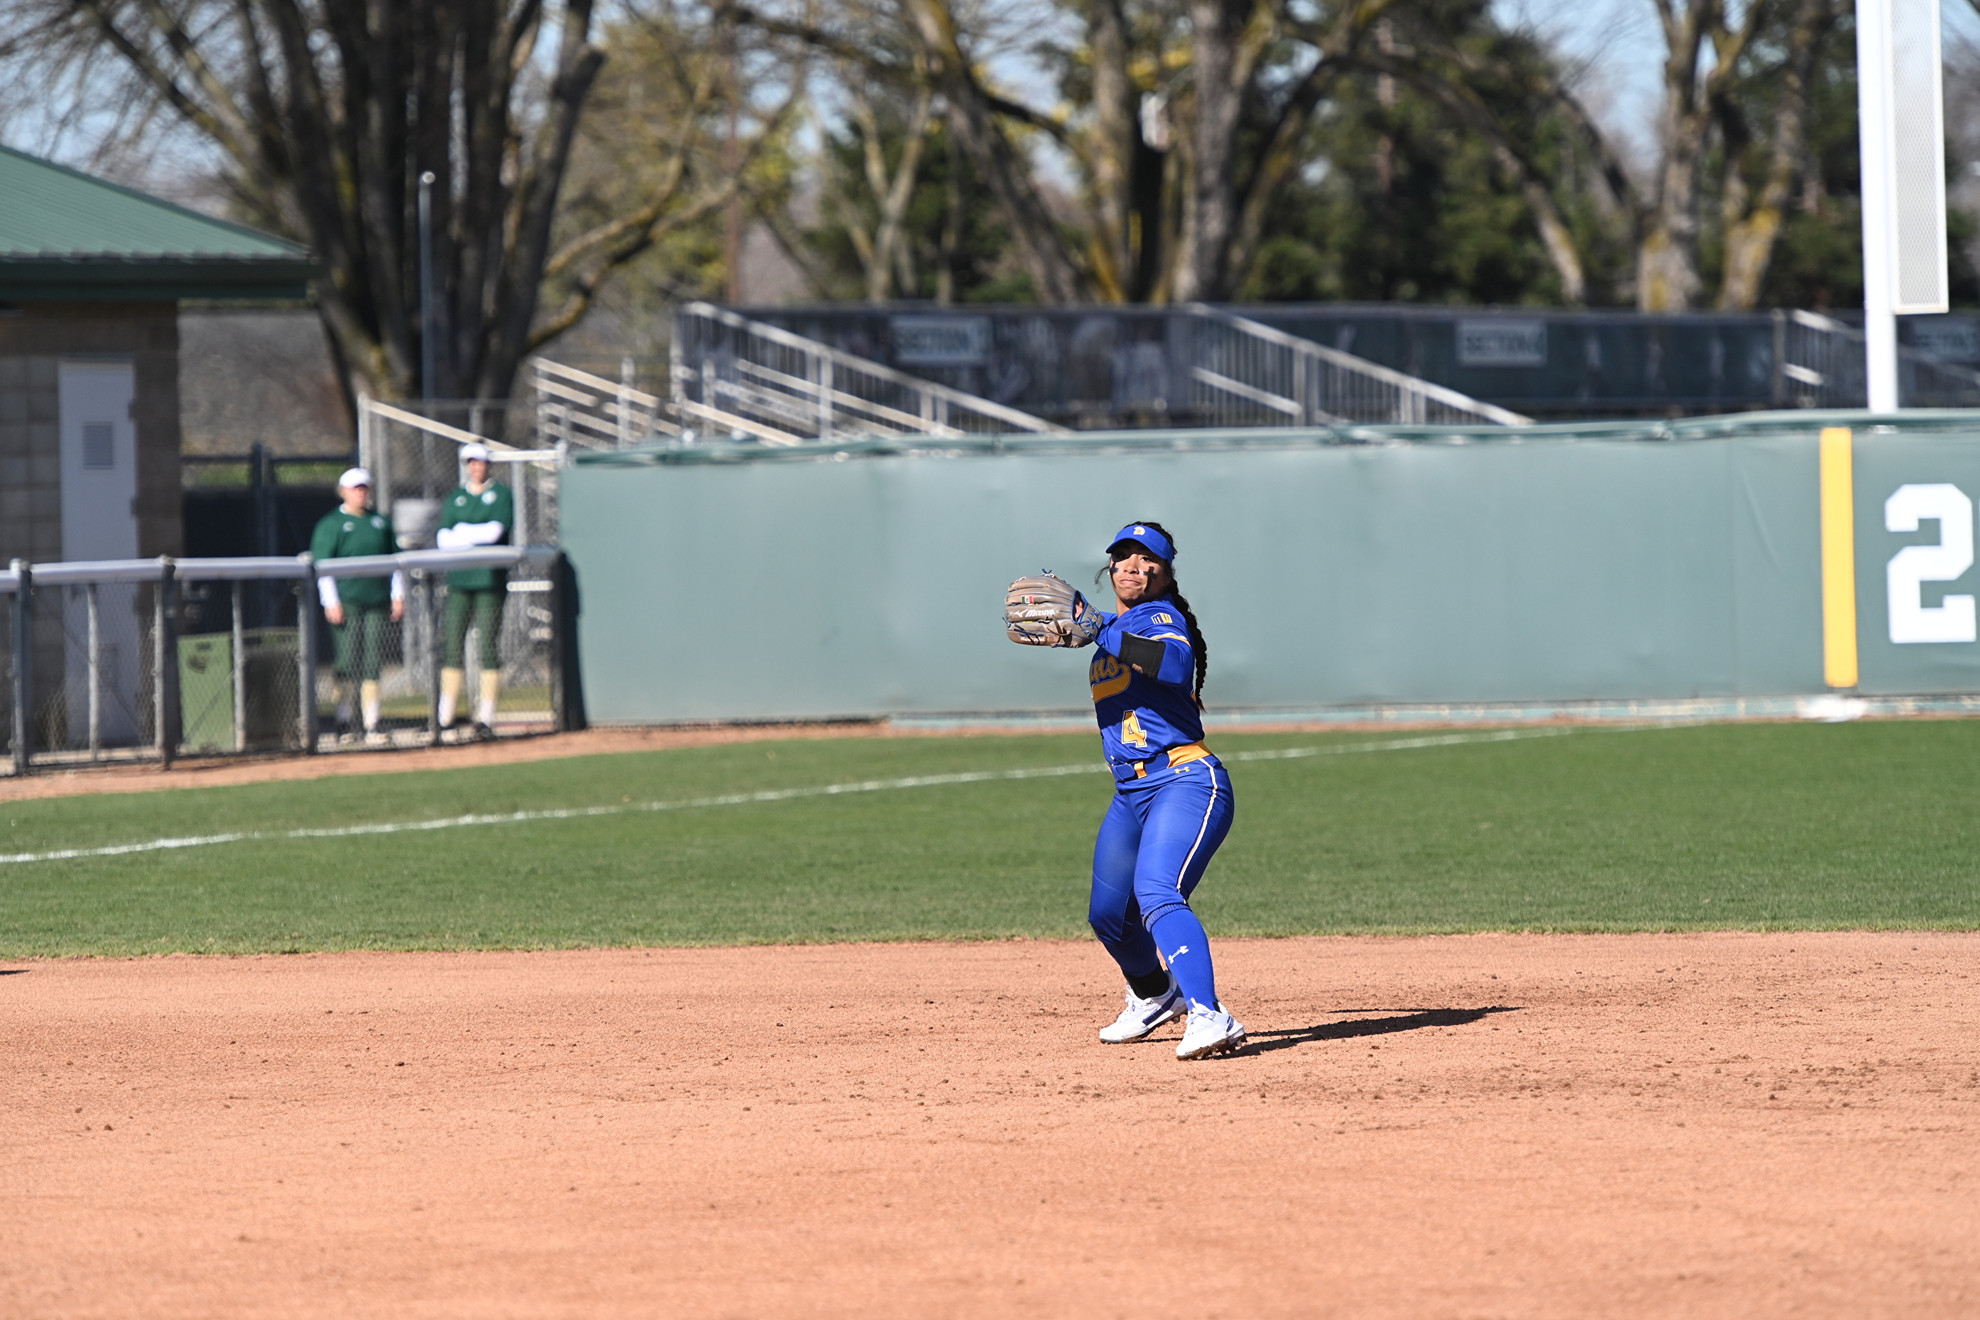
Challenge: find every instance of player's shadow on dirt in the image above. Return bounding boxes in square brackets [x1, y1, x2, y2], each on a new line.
[1239, 1005, 1520, 1055]
[0, 969, 25, 976]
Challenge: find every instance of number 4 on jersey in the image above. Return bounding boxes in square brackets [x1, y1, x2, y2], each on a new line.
[1120, 710, 1149, 748]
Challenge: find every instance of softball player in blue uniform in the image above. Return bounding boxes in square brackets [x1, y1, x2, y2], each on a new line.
[1012, 522, 1244, 1059]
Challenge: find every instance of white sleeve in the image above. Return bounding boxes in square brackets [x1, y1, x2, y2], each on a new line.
[317, 576, 341, 611]
[390, 570, 408, 602]
[448, 519, 508, 547]
[435, 525, 464, 550]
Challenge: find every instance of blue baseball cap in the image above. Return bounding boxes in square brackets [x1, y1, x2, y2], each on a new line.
[1107, 522, 1175, 562]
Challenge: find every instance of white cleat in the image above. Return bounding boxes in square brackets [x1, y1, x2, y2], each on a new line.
[1098, 981, 1186, 1043]
[1176, 1002, 1246, 1060]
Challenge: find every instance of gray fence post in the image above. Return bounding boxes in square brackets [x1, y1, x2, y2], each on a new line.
[356, 393, 371, 477]
[1771, 309, 1787, 407]
[299, 554, 319, 754]
[85, 581, 101, 760]
[11, 560, 29, 776]
[424, 571, 443, 745]
[549, 552, 565, 733]
[155, 557, 179, 768]
[550, 550, 585, 733]
[515, 463, 531, 550]
[231, 580, 247, 754]
[375, 412, 393, 516]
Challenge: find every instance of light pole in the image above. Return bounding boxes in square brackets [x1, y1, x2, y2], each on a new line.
[418, 170, 437, 402]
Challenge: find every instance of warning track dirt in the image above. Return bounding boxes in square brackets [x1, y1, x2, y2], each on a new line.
[4, 932, 1976, 1317]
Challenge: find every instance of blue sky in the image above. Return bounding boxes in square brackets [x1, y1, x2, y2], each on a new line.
[1496, 0, 1980, 170]
[10, 0, 1977, 212]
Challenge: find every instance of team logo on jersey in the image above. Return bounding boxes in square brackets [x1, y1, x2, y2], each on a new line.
[1154, 612, 1173, 625]
[482, 490, 497, 504]
[1089, 653, 1131, 701]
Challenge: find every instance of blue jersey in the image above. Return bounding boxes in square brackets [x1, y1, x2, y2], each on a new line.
[1087, 600, 1202, 768]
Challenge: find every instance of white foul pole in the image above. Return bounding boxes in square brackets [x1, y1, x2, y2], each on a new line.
[1856, 0, 1899, 411]
[1856, 0, 1949, 412]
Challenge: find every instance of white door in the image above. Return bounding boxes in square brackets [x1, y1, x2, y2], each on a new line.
[58, 361, 142, 746]
[59, 360, 138, 561]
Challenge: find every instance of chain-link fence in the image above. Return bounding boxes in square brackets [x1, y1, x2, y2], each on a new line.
[177, 561, 315, 757]
[341, 561, 559, 746]
[24, 566, 165, 766]
[358, 398, 559, 548]
[1, 549, 577, 776]
[1, 570, 18, 771]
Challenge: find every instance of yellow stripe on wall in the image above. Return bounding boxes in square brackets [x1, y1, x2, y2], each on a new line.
[1819, 427, 1859, 688]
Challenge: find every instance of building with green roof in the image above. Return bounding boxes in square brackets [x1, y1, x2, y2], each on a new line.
[0, 143, 315, 568]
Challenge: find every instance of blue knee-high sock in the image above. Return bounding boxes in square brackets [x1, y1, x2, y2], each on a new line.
[1148, 908, 1218, 1010]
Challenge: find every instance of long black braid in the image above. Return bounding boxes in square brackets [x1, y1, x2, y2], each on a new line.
[1103, 519, 1210, 707]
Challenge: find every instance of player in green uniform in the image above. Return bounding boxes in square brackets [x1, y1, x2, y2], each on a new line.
[310, 468, 405, 744]
[433, 442, 515, 740]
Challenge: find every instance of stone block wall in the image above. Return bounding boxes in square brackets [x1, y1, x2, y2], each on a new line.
[0, 353, 61, 566]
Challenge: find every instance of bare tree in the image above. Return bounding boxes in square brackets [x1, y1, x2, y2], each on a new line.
[745, 0, 1402, 303]
[1349, 7, 1608, 305]
[838, 66, 937, 300]
[10, 0, 606, 406]
[737, 0, 1854, 310]
[1559, 0, 1844, 309]
[896, 0, 1087, 299]
[1628, 0, 1762, 307]
[1389, 0, 1847, 310]
[1713, 0, 1841, 308]
[536, 1, 808, 338]
[1070, 0, 1397, 300]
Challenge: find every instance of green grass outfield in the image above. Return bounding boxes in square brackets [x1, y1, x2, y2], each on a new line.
[3, 719, 1979, 957]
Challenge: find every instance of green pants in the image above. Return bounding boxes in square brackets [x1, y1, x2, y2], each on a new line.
[444, 587, 505, 670]
[332, 605, 390, 681]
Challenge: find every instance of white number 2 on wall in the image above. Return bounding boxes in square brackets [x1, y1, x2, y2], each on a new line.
[1886, 483, 1977, 644]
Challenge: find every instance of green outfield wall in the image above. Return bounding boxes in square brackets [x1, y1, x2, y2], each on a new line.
[563, 412, 1980, 722]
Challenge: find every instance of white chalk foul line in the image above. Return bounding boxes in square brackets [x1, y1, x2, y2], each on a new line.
[1218, 727, 1569, 763]
[0, 727, 1574, 867]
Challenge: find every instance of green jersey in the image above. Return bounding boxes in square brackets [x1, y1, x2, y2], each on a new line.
[310, 505, 400, 608]
[437, 480, 515, 592]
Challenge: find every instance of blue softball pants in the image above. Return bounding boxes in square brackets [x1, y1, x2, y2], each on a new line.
[1087, 757, 1235, 1009]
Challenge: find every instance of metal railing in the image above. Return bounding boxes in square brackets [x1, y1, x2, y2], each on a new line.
[357, 397, 560, 549]
[1774, 309, 1980, 408]
[530, 355, 681, 450]
[1, 547, 575, 775]
[672, 301, 1067, 444]
[1179, 304, 1532, 427]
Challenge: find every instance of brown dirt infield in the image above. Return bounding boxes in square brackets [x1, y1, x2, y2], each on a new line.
[5, 932, 1976, 1317]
